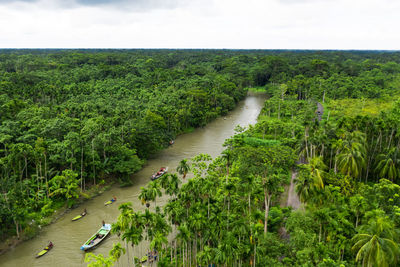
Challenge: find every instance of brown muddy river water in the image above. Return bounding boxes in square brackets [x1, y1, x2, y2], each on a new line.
[0, 92, 267, 267]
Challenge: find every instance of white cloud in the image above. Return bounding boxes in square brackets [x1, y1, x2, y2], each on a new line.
[0, 0, 398, 49]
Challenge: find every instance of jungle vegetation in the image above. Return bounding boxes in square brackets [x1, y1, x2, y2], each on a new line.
[84, 50, 400, 266]
[2, 50, 400, 267]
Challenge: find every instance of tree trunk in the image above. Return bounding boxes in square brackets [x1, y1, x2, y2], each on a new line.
[92, 139, 96, 185]
[208, 198, 210, 220]
[278, 100, 281, 119]
[388, 128, 395, 150]
[253, 243, 256, 267]
[305, 128, 309, 160]
[81, 145, 84, 190]
[15, 219, 20, 239]
[39, 160, 42, 190]
[264, 192, 271, 234]
[24, 156, 28, 179]
[319, 223, 322, 242]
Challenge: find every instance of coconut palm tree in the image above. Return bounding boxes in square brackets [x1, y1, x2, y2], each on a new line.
[375, 148, 400, 182]
[337, 131, 367, 180]
[177, 159, 190, 179]
[295, 169, 314, 203]
[337, 142, 366, 179]
[307, 156, 327, 189]
[352, 215, 400, 267]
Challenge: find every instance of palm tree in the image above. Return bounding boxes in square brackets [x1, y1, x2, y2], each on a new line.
[307, 156, 327, 189]
[158, 172, 170, 190]
[138, 187, 150, 207]
[337, 142, 366, 179]
[109, 243, 126, 265]
[197, 245, 214, 267]
[221, 149, 233, 176]
[375, 148, 400, 182]
[337, 131, 367, 180]
[112, 203, 135, 266]
[162, 173, 181, 198]
[150, 232, 168, 260]
[295, 158, 326, 204]
[352, 215, 400, 267]
[177, 159, 190, 179]
[147, 181, 162, 208]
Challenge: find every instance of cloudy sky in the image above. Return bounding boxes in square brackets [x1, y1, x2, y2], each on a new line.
[0, 0, 398, 49]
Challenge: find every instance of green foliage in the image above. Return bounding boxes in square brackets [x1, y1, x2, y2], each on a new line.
[85, 253, 114, 267]
[49, 169, 80, 201]
[352, 215, 400, 267]
[4, 49, 400, 264]
[242, 137, 281, 147]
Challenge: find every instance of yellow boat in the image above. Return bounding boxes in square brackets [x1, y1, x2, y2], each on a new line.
[104, 197, 116, 206]
[36, 242, 53, 258]
[72, 211, 87, 221]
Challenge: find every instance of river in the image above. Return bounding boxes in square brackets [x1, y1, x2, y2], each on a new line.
[0, 92, 267, 267]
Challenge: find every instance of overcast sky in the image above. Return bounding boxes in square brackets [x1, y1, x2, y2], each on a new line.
[0, 0, 398, 49]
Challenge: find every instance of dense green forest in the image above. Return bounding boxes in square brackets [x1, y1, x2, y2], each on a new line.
[82, 50, 400, 266]
[0, 50, 250, 240]
[3, 50, 400, 266]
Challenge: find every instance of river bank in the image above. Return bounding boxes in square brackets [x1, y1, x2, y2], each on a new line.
[0, 182, 114, 256]
[0, 90, 263, 256]
[0, 92, 267, 267]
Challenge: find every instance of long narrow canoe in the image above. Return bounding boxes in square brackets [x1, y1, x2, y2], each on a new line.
[150, 167, 168, 180]
[104, 198, 116, 206]
[36, 244, 53, 258]
[72, 213, 86, 221]
[80, 224, 111, 251]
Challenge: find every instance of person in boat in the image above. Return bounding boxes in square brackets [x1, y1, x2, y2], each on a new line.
[111, 196, 116, 202]
[48, 241, 53, 248]
[148, 251, 153, 263]
[82, 208, 87, 216]
[154, 249, 158, 261]
[102, 220, 105, 226]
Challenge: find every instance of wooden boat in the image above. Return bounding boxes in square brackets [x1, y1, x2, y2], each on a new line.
[104, 197, 116, 206]
[150, 167, 168, 181]
[72, 211, 87, 221]
[80, 224, 111, 251]
[36, 242, 53, 258]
